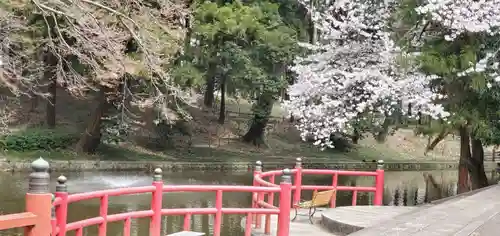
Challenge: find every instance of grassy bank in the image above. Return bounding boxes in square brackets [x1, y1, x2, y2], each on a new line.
[0, 128, 459, 164]
[1, 141, 401, 163]
[0, 96, 469, 164]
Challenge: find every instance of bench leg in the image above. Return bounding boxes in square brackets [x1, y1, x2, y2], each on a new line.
[291, 208, 298, 222]
[308, 207, 316, 224]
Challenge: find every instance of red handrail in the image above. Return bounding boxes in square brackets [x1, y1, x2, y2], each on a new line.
[51, 169, 291, 236]
[251, 158, 385, 234]
[0, 158, 384, 236]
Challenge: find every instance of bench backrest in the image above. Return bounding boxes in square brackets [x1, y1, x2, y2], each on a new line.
[311, 190, 336, 207]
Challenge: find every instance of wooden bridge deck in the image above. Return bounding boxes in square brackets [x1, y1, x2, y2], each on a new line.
[243, 208, 336, 236]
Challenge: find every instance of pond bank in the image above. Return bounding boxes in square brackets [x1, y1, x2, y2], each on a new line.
[1, 159, 495, 172]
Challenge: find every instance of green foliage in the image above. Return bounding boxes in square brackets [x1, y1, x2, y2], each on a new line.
[0, 128, 79, 151]
[395, 0, 500, 148]
[176, 0, 299, 102]
[171, 62, 205, 88]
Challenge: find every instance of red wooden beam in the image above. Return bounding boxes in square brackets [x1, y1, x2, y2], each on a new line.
[0, 212, 37, 230]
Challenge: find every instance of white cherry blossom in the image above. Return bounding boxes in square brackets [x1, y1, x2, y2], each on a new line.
[415, 0, 500, 41]
[283, 0, 449, 148]
[416, 0, 500, 82]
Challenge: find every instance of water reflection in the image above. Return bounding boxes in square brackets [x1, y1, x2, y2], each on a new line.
[0, 170, 494, 236]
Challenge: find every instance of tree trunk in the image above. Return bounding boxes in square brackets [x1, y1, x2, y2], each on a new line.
[308, 0, 316, 44]
[457, 126, 471, 193]
[493, 146, 498, 162]
[352, 128, 361, 144]
[469, 138, 489, 190]
[425, 129, 449, 154]
[243, 93, 273, 146]
[203, 63, 216, 107]
[44, 52, 58, 128]
[284, 92, 294, 122]
[218, 76, 226, 124]
[29, 94, 38, 112]
[46, 77, 56, 128]
[75, 88, 110, 154]
[395, 100, 403, 124]
[374, 115, 392, 143]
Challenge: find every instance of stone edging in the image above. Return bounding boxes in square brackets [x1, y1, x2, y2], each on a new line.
[1, 159, 494, 172]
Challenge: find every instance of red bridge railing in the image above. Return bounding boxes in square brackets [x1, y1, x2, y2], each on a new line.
[0, 157, 385, 236]
[251, 158, 385, 234]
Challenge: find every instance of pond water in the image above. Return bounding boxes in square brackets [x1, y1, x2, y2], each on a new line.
[0, 169, 497, 236]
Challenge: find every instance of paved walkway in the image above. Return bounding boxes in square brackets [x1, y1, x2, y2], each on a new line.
[350, 184, 500, 235]
[321, 206, 417, 234]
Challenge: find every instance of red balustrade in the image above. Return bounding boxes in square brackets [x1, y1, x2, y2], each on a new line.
[252, 158, 385, 235]
[0, 157, 385, 236]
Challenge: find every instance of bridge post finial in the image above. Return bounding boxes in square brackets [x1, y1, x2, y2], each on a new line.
[255, 161, 262, 172]
[26, 157, 52, 236]
[153, 168, 163, 182]
[377, 160, 384, 170]
[56, 175, 68, 192]
[281, 168, 292, 183]
[295, 157, 302, 168]
[29, 157, 50, 193]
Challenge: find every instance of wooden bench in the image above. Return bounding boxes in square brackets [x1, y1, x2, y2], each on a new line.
[291, 189, 336, 224]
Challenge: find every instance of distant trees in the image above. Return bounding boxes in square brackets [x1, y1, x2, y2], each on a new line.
[176, 0, 301, 145]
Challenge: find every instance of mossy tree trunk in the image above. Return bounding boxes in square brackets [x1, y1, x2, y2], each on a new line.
[457, 125, 471, 193]
[203, 63, 217, 108]
[469, 138, 489, 190]
[75, 87, 110, 154]
[374, 115, 392, 143]
[218, 76, 226, 124]
[243, 93, 273, 146]
[352, 128, 361, 144]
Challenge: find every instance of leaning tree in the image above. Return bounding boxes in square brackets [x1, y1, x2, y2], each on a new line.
[0, 0, 188, 153]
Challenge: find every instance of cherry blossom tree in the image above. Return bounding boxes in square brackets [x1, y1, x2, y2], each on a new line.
[413, 0, 500, 191]
[283, 0, 449, 148]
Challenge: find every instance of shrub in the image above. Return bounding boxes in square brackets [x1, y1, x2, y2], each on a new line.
[0, 128, 80, 151]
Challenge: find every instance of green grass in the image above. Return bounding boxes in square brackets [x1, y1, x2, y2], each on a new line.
[0, 98, 459, 163]
[1, 141, 401, 163]
[2, 144, 167, 161]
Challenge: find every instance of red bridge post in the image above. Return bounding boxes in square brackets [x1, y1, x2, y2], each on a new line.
[373, 160, 385, 206]
[55, 175, 68, 236]
[293, 157, 302, 206]
[150, 168, 163, 236]
[25, 158, 52, 236]
[253, 161, 262, 228]
[277, 169, 292, 236]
